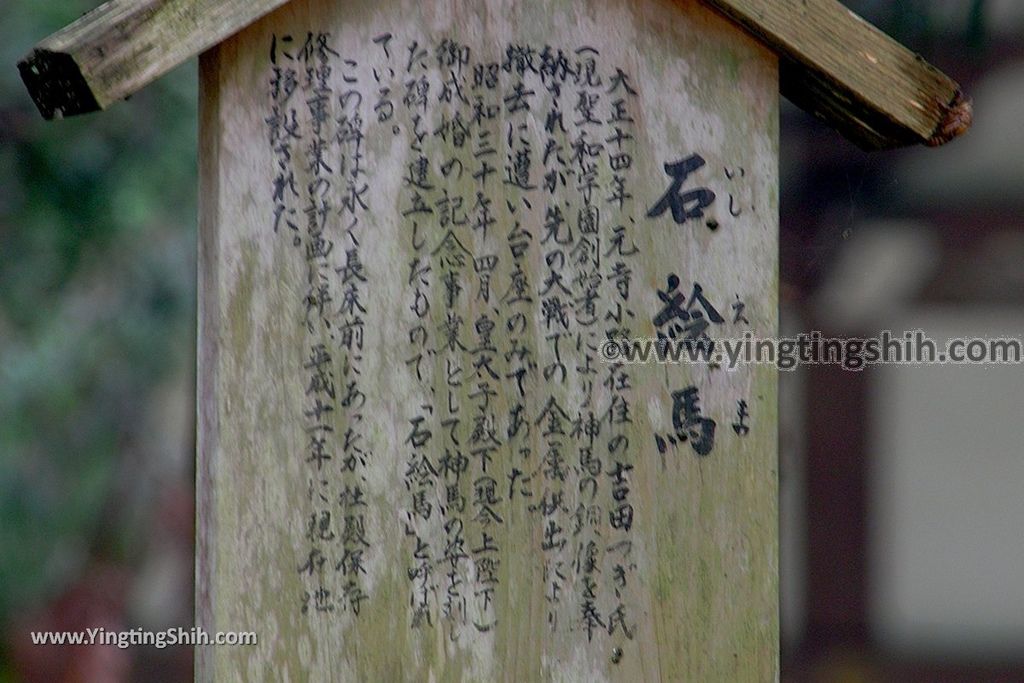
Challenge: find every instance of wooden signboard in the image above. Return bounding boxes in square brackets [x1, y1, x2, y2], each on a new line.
[197, 0, 777, 679]
[18, 0, 970, 679]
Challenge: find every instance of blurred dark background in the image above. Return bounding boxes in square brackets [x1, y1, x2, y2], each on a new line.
[1, 1, 1021, 681]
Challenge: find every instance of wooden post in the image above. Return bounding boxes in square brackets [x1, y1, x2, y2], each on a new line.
[196, 0, 779, 679]
[192, 0, 781, 678]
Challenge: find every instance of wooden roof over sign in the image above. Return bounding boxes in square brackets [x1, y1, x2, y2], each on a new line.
[18, 0, 971, 149]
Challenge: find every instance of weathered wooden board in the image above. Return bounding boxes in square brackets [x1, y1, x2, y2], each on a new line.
[197, 0, 779, 680]
[19, 0, 291, 119]
[702, 0, 970, 149]
[19, 0, 968, 150]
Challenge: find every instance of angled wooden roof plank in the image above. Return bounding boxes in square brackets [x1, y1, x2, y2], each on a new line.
[18, 0, 971, 149]
[702, 0, 972, 149]
[18, 0, 291, 119]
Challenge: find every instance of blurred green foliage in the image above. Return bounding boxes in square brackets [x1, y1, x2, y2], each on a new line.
[849, 0, 990, 51]
[0, 0, 991, 674]
[0, 0, 197, 626]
